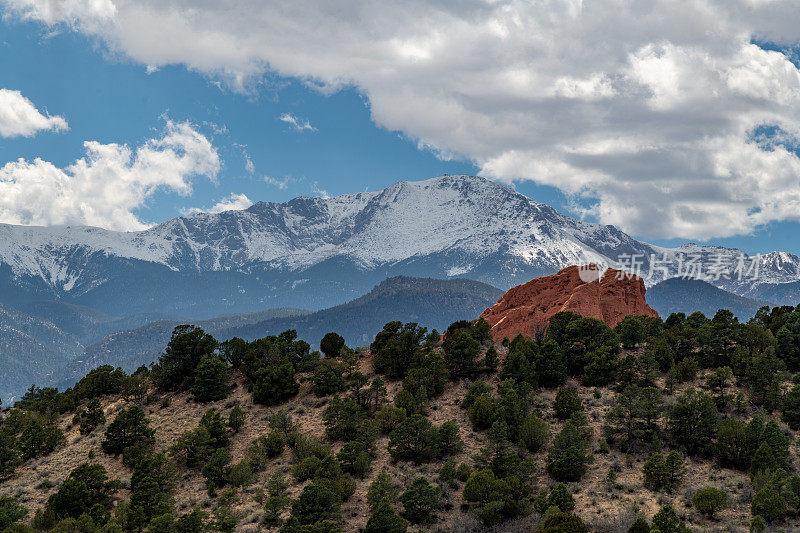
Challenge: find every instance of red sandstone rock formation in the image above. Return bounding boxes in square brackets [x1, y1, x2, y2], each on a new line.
[479, 265, 659, 343]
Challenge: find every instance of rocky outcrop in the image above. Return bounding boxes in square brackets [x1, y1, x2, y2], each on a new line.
[479, 265, 659, 343]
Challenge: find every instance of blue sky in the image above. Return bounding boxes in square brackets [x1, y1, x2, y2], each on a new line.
[2, 5, 800, 255]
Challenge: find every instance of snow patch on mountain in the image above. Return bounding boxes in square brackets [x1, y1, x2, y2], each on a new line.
[0, 175, 798, 298]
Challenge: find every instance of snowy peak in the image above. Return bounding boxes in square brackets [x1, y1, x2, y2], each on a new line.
[0, 175, 798, 311]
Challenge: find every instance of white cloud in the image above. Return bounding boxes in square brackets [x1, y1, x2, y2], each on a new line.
[182, 192, 253, 215]
[0, 119, 219, 230]
[279, 112, 316, 132]
[7, 1, 800, 238]
[310, 181, 329, 199]
[264, 175, 291, 190]
[0, 88, 68, 137]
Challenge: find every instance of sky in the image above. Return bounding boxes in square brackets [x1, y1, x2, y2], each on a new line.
[1, 1, 800, 255]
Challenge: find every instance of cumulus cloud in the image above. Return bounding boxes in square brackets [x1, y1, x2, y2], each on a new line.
[0, 88, 68, 137]
[182, 192, 253, 215]
[7, 0, 800, 238]
[279, 112, 316, 132]
[0, 120, 220, 230]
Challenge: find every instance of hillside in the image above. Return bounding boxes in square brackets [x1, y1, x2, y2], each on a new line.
[216, 276, 505, 347]
[62, 307, 310, 388]
[1, 302, 799, 532]
[0, 303, 84, 401]
[647, 278, 770, 321]
[76, 276, 503, 381]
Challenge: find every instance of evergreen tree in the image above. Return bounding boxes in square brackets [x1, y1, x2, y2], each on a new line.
[252, 362, 299, 405]
[320, 332, 346, 358]
[227, 401, 245, 433]
[553, 386, 583, 421]
[546, 419, 590, 482]
[668, 388, 718, 456]
[152, 326, 218, 391]
[365, 500, 407, 533]
[191, 355, 229, 402]
[102, 406, 155, 456]
[400, 477, 439, 524]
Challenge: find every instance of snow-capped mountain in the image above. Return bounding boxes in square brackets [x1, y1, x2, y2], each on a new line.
[1, 175, 798, 316]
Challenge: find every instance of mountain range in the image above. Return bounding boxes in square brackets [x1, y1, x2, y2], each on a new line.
[646, 278, 771, 321]
[2, 174, 800, 401]
[65, 276, 503, 384]
[2, 175, 799, 318]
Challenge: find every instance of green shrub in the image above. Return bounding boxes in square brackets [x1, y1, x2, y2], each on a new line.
[400, 477, 439, 524]
[750, 442, 777, 477]
[463, 469, 507, 504]
[751, 486, 786, 523]
[313, 359, 347, 396]
[715, 418, 759, 470]
[375, 405, 407, 435]
[553, 386, 583, 421]
[76, 398, 106, 435]
[191, 355, 229, 402]
[170, 410, 228, 467]
[519, 415, 550, 452]
[438, 459, 456, 484]
[365, 499, 407, 533]
[251, 362, 299, 405]
[617, 316, 646, 349]
[468, 395, 497, 430]
[228, 461, 253, 488]
[0, 496, 27, 529]
[152, 326, 218, 391]
[627, 516, 650, 533]
[18, 419, 65, 460]
[546, 420, 590, 482]
[45, 463, 117, 524]
[320, 333, 346, 358]
[651, 504, 690, 533]
[443, 329, 481, 378]
[547, 483, 574, 512]
[125, 454, 176, 529]
[580, 346, 619, 386]
[323, 397, 366, 442]
[264, 473, 291, 527]
[202, 448, 232, 492]
[499, 350, 535, 386]
[227, 401, 245, 433]
[750, 515, 766, 532]
[668, 388, 718, 456]
[371, 322, 427, 379]
[388, 415, 440, 463]
[101, 406, 155, 456]
[692, 487, 727, 518]
[463, 381, 492, 409]
[455, 463, 471, 482]
[438, 421, 463, 456]
[289, 483, 341, 526]
[367, 469, 400, 511]
[782, 383, 800, 429]
[336, 442, 371, 478]
[676, 357, 699, 382]
[483, 346, 499, 371]
[643, 451, 684, 493]
[270, 410, 300, 442]
[536, 511, 587, 533]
